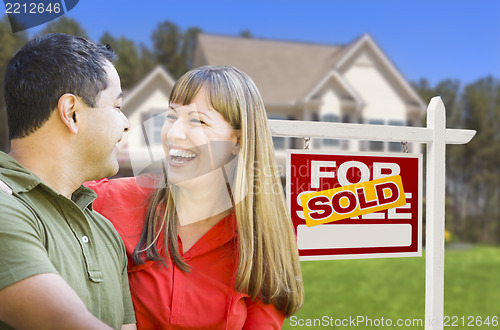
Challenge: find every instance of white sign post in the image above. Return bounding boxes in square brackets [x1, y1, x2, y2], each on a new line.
[270, 97, 476, 330]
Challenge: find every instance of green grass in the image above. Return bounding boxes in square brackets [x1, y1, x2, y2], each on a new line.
[283, 245, 500, 329]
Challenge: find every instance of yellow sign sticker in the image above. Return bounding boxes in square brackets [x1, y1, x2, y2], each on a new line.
[300, 175, 406, 227]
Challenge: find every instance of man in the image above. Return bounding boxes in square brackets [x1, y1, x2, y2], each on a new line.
[0, 34, 136, 329]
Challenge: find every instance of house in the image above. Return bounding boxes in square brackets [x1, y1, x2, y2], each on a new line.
[116, 33, 426, 177]
[116, 66, 175, 177]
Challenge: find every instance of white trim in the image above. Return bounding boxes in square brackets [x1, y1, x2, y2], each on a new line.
[335, 34, 426, 115]
[122, 66, 175, 109]
[335, 34, 370, 71]
[303, 70, 364, 110]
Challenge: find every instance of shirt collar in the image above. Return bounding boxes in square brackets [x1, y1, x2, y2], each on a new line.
[0, 151, 97, 211]
[0, 151, 43, 194]
[183, 212, 238, 259]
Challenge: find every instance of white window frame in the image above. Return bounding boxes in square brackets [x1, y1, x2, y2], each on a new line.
[147, 109, 167, 146]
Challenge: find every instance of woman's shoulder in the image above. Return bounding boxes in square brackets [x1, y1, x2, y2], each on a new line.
[85, 175, 161, 245]
[85, 174, 159, 200]
[85, 175, 161, 222]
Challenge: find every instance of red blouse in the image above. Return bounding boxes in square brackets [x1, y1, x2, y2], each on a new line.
[86, 177, 284, 329]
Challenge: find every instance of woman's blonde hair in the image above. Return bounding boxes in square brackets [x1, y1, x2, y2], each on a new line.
[134, 65, 304, 316]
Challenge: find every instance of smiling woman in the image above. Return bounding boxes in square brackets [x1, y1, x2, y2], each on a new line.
[85, 65, 304, 329]
[162, 92, 238, 188]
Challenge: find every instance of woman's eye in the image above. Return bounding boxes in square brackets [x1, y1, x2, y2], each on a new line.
[190, 118, 206, 125]
[166, 114, 177, 120]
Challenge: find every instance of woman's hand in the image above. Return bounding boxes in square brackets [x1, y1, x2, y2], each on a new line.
[0, 180, 12, 195]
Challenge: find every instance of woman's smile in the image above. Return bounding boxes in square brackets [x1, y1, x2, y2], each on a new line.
[168, 146, 198, 166]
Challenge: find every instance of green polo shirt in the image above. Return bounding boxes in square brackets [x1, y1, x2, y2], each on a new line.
[0, 152, 135, 329]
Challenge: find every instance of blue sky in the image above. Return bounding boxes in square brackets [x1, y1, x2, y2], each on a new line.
[25, 0, 500, 86]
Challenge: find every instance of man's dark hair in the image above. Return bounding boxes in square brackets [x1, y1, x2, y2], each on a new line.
[4, 33, 118, 139]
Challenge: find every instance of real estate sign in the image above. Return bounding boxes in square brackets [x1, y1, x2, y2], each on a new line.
[287, 150, 422, 260]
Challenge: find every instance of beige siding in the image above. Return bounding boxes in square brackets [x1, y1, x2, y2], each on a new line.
[344, 54, 406, 122]
[319, 88, 342, 117]
[117, 75, 172, 174]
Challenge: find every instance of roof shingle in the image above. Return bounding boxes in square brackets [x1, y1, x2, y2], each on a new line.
[195, 34, 348, 104]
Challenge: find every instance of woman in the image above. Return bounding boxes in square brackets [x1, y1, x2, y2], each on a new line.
[80, 66, 303, 328]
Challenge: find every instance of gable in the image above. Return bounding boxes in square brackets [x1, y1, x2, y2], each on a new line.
[194, 34, 345, 104]
[305, 70, 364, 114]
[121, 66, 174, 124]
[336, 35, 425, 117]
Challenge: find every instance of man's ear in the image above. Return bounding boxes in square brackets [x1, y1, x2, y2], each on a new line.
[57, 93, 80, 134]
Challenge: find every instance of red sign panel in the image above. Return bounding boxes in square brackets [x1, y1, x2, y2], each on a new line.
[287, 151, 422, 260]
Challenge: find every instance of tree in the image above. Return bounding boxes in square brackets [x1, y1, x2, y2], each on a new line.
[138, 44, 156, 80]
[412, 76, 500, 244]
[100, 32, 142, 89]
[39, 16, 88, 38]
[0, 16, 28, 151]
[239, 29, 253, 38]
[458, 77, 500, 242]
[152, 21, 182, 77]
[411, 78, 461, 124]
[151, 21, 202, 78]
[180, 27, 202, 72]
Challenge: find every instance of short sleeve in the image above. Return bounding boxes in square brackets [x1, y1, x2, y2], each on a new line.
[0, 192, 58, 291]
[243, 296, 285, 329]
[120, 257, 136, 324]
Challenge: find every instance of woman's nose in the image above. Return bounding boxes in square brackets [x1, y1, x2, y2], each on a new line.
[166, 118, 188, 141]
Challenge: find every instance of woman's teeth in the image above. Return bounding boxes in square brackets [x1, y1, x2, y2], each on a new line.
[169, 148, 197, 163]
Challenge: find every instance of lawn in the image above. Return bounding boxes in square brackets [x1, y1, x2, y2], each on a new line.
[283, 245, 500, 329]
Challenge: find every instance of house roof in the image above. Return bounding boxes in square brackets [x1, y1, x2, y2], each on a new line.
[196, 34, 347, 104]
[195, 33, 426, 113]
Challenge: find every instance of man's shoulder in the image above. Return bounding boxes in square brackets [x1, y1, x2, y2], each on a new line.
[0, 154, 42, 194]
[0, 191, 50, 243]
[0, 189, 37, 217]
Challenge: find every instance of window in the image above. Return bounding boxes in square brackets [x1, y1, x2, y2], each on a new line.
[142, 110, 166, 146]
[268, 115, 289, 150]
[367, 119, 405, 152]
[322, 114, 340, 148]
[272, 137, 286, 149]
[388, 120, 404, 152]
[151, 113, 165, 145]
[368, 119, 384, 151]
